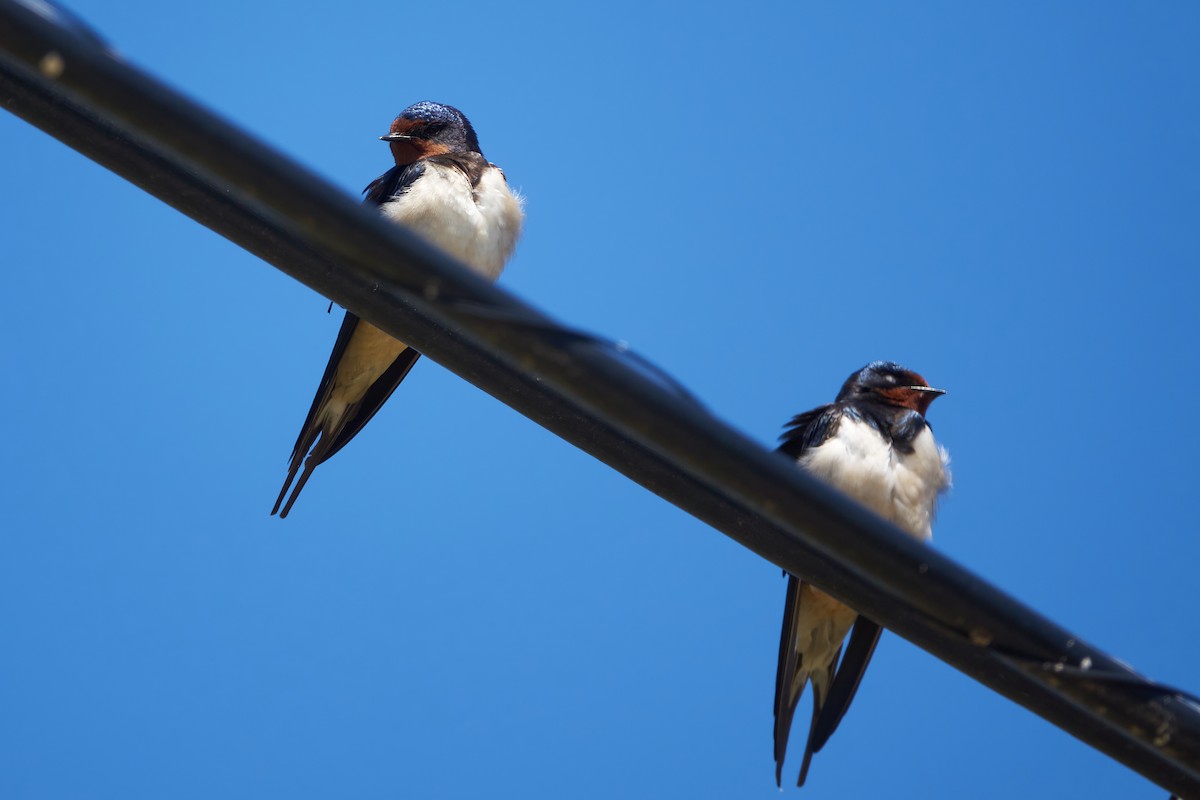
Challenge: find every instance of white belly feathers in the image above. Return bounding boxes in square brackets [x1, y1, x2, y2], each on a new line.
[799, 414, 950, 540]
[380, 162, 523, 281]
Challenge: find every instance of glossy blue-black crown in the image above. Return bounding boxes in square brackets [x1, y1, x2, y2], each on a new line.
[397, 101, 482, 155]
[838, 361, 919, 400]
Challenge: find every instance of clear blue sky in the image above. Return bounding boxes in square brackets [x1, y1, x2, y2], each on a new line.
[2, 2, 1197, 798]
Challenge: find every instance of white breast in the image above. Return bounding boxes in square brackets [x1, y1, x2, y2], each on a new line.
[380, 163, 524, 281]
[798, 415, 951, 540]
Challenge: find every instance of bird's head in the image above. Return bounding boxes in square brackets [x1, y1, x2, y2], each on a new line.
[838, 361, 945, 417]
[380, 101, 482, 165]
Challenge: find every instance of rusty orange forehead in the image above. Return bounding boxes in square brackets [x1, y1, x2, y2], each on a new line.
[389, 116, 422, 137]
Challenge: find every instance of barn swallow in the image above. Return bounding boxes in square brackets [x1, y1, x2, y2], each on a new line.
[773, 361, 951, 786]
[272, 101, 523, 517]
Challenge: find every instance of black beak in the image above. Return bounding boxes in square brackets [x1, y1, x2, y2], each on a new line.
[907, 385, 946, 396]
[380, 132, 412, 142]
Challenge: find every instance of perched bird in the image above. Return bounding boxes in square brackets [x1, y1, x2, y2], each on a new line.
[272, 101, 523, 517]
[773, 361, 951, 786]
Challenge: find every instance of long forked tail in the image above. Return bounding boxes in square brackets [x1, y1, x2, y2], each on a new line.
[797, 671, 831, 787]
[273, 448, 323, 518]
[797, 618, 884, 786]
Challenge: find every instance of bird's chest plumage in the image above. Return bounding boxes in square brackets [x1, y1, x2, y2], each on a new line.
[798, 414, 949, 540]
[379, 163, 522, 281]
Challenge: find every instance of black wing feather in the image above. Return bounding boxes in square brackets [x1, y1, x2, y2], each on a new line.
[272, 312, 364, 516]
[774, 401, 871, 786]
[364, 162, 424, 204]
[778, 404, 840, 460]
[773, 406, 840, 784]
[773, 573, 805, 786]
[271, 162, 431, 518]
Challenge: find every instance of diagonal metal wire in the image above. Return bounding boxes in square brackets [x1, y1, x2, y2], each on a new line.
[1, 1, 1196, 795]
